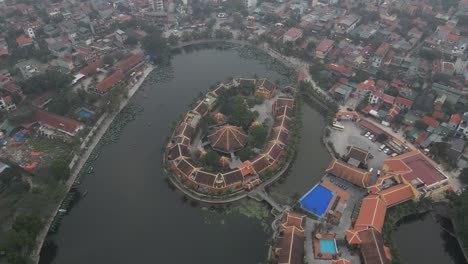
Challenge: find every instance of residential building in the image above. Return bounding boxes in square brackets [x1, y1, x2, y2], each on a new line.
[448, 113, 461, 130]
[372, 42, 390, 68]
[35, 109, 84, 136]
[0, 96, 15, 111]
[394, 96, 413, 110]
[369, 88, 384, 105]
[316, 39, 334, 59]
[448, 138, 465, 159]
[283, 28, 303, 43]
[242, 0, 257, 8]
[115, 29, 127, 43]
[16, 36, 33, 47]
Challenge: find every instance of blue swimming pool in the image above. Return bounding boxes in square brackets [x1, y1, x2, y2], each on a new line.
[299, 184, 334, 217]
[319, 239, 337, 254]
[78, 109, 93, 118]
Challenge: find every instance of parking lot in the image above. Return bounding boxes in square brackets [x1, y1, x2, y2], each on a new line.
[327, 121, 391, 185]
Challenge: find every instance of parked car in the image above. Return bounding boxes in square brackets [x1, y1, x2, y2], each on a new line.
[386, 150, 393, 156]
[369, 168, 374, 173]
[368, 134, 375, 140]
[391, 153, 398, 157]
[379, 144, 386, 151]
[383, 148, 390, 154]
[377, 170, 381, 176]
[364, 132, 371, 137]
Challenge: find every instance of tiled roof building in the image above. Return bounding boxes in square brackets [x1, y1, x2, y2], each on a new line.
[208, 125, 248, 153]
[326, 159, 371, 187]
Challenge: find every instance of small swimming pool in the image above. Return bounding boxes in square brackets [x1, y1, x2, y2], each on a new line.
[300, 184, 334, 217]
[78, 109, 93, 118]
[319, 239, 337, 254]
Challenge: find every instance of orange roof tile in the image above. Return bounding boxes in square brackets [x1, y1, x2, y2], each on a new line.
[357, 80, 375, 91]
[449, 114, 461, 125]
[432, 111, 445, 120]
[379, 184, 414, 207]
[346, 229, 363, 244]
[423, 115, 439, 128]
[96, 71, 125, 93]
[354, 195, 387, 233]
[331, 259, 351, 264]
[326, 159, 371, 187]
[384, 150, 447, 186]
[16, 35, 33, 45]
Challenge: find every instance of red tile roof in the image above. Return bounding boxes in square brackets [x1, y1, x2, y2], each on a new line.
[16, 35, 33, 45]
[383, 150, 447, 186]
[284, 27, 303, 38]
[379, 184, 414, 207]
[432, 111, 445, 120]
[326, 159, 371, 187]
[96, 71, 125, 93]
[2, 96, 12, 104]
[382, 94, 395, 104]
[395, 96, 413, 108]
[32, 91, 55, 108]
[446, 34, 460, 42]
[449, 114, 461, 125]
[354, 194, 387, 232]
[116, 53, 144, 72]
[35, 109, 83, 136]
[316, 39, 334, 53]
[422, 115, 439, 128]
[327, 64, 354, 76]
[375, 42, 390, 57]
[79, 58, 103, 76]
[207, 125, 248, 153]
[357, 80, 375, 91]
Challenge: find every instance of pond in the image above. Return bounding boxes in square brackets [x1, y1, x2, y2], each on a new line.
[40, 46, 327, 264]
[393, 212, 467, 264]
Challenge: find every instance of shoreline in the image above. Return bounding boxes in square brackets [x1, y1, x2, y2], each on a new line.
[31, 64, 155, 264]
[31, 40, 322, 263]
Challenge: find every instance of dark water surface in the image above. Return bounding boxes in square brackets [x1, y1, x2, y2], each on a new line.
[393, 212, 467, 264]
[268, 104, 330, 205]
[41, 49, 292, 264]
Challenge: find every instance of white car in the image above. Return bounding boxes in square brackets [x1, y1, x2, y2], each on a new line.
[383, 148, 390, 154]
[364, 132, 371, 137]
[377, 170, 381, 176]
[369, 168, 374, 173]
[379, 144, 386, 151]
[391, 153, 398, 157]
[368, 134, 375, 140]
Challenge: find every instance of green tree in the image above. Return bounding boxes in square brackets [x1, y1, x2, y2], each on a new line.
[49, 157, 70, 181]
[231, 13, 244, 29]
[203, 150, 220, 169]
[219, 95, 256, 130]
[250, 125, 268, 148]
[124, 36, 138, 46]
[167, 34, 179, 46]
[236, 147, 254, 161]
[103, 54, 114, 65]
[20, 70, 73, 94]
[414, 119, 427, 130]
[141, 31, 170, 64]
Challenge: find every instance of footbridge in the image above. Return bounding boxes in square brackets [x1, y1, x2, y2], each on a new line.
[248, 188, 285, 213]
